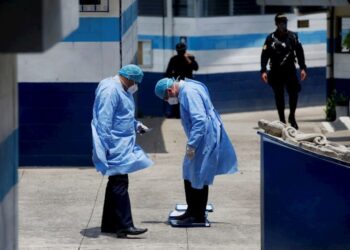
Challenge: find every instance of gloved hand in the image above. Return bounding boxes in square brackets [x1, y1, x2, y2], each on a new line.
[186, 145, 195, 160]
[137, 123, 150, 135]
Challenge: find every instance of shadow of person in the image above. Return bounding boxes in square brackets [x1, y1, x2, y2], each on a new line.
[80, 227, 101, 238]
[141, 220, 169, 225]
[80, 227, 148, 239]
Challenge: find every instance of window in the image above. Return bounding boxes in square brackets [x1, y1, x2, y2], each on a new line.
[172, 0, 291, 17]
[263, 5, 292, 15]
[80, 0, 109, 12]
[139, 0, 292, 17]
[173, 0, 195, 17]
[138, 41, 153, 67]
[233, 0, 260, 15]
[202, 0, 230, 16]
[338, 17, 350, 53]
[139, 0, 165, 16]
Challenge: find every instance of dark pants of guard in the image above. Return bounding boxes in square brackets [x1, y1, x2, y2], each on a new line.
[101, 174, 134, 232]
[184, 180, 208, 220]
[268, 69, 301, 123]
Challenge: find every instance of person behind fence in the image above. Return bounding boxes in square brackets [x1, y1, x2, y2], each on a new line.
[91, 64, 153, 238]
[164, 42, 199, 118]
[260, 13, 307, 130]
[154, 77, 238, 225]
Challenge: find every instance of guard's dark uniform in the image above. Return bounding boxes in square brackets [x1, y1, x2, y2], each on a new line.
[165, 54, 198, 80]
[261, 30, 306, 125]
[165, 43, 199, 118]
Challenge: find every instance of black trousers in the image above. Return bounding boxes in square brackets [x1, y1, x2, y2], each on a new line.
[184, 180, 208, 219]
[101, 174, 134, 232]
[268, 69, 300, 123]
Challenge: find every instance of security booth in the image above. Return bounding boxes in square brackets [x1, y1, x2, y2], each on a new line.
[259, 131, 350, 250]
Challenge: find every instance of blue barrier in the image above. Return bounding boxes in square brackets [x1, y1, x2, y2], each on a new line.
[259, 132, 350, 250]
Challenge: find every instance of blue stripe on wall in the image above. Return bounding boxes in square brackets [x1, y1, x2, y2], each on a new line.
[0, 130, 18, 202]
[122, 0, 138, 35]
[139, 30, 326, 50]
[64, 17, 120, 42]
[63, 1, 137, 42]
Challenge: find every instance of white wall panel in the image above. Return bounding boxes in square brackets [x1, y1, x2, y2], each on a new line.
[138, 17, 163, 36]
[122, 22, 138, 65]
[121, 0, 134, 12]
[139, 13, 326, 37]
[334, 53, 350, 79]
[18, 42, 120, 82]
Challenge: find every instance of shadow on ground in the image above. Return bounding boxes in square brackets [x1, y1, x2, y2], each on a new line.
[137, 117, 168, 153]
[80, 227, 148, 239]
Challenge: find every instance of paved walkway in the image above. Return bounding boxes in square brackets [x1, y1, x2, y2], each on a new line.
[18, 106, 332, 250]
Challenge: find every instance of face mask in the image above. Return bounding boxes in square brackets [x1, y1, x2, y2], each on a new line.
[277, 22, 287, 33]
[168, 97, 179, 105]
[127, 84, 138, 94]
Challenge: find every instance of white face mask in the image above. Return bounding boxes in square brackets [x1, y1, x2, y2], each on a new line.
[127, 84, 138, 94]
[168, 97, 179, 105]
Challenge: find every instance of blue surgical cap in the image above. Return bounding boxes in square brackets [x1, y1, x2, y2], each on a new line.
[119, 64, 144, 83]
[154, 78, 175, 99]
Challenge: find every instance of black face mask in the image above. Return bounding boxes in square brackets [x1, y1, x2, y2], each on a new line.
[177, 50, 186, 56]
[277, 22, 287, 33]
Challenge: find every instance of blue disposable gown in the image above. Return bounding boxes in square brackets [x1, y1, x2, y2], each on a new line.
[91, 76, 153, 175]
[179, 79, 238, 189]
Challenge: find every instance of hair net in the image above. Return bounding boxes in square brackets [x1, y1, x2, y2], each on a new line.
[154, 78, 175, 99]
[119, 64, 144, 83]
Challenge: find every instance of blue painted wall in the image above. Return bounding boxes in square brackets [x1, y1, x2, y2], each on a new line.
[138, 67, 326, 116]
[335, 78, 350, 97]
[138, 30, 326, 50]
[0, 131, 18, 202]
[19, 83, 95, 166]
[260, 133, 350, 249]
[63, 2, 138, 42]
[19, 67, 326, 166]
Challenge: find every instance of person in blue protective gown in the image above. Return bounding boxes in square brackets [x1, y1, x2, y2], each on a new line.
[154, 77, 238, 225]
[91, 64, 153, 238]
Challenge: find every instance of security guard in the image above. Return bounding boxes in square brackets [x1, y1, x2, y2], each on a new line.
[261, 13, 307, 129]
[165, 42, 199, 118]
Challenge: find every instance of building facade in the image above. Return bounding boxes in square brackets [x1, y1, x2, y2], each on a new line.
[18, 0, 138, 166]
[17, 0, 328, 166]
[137, 0, 327, 116]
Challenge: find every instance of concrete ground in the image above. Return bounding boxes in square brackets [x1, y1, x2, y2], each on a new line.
[18, 106, 338, 250]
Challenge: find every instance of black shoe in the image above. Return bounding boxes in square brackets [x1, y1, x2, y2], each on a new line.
[288, 116, 299, 130]
[116, 227, 148, 238]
